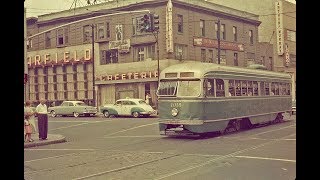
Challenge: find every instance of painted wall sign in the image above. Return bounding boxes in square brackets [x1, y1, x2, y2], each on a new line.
[193, 38, 244, 51]
[27, 49, 92, 67]
[109, 39, 131, 54]
[96, 71, 158, 81]
[275, 1, 284, 55]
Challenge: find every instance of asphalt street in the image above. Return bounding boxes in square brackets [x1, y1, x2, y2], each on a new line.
[24, 114, 296, 180]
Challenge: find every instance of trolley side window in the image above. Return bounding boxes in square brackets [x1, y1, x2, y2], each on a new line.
[241, 81, 248, 96]
[158, 81, 178, 96]
[205, 79, 215, 97]
[253, 81, 258, 96]
[265, 82, 270, 96]
[235, 80, 241, 96]
[228, 80, 235, 96]
[216, 79, 225, 97]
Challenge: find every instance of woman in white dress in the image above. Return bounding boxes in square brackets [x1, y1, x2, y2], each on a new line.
[24, 101, 37, 137]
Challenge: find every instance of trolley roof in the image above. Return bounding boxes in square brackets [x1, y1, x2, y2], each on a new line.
[159, 62, 291, 81]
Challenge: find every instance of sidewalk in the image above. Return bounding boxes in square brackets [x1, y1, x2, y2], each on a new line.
[24, 133, 66, 148]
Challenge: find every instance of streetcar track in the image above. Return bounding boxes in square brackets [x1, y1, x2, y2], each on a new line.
[153, 133, 296, 180]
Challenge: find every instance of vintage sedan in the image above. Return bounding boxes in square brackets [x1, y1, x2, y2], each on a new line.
[48, 101, 97, 117]
[100, 98, 156, 118]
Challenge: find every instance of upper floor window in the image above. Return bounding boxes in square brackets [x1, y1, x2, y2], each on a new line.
[100, 49, 118, 65]
[286, 29, 296, 42]
[178, 15, 183, 33]
[57, 28, 69, 46]
[221, 24, 226, 40]
[200, 20, 205, 36]
[208, 49, 214, 63]
[216, 50, 226, 65]
[115, 24, 123, 41]
[133, 45, 155, 62]
[132, 16, 152, 36]
[97, 23, 105, 40]
[201, 49, 206, 62]
[83, 25, 92, 43]
[174, 44, 187, 60]
[106, 22, 110, 38]
[233, 26, 237, 42]
[249, 30, 253, 44]
[45, 31, 51, 48]
[234, 53, 238, 66]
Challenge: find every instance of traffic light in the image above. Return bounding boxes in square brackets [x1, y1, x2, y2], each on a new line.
[150, 14, 159, 32]
[140, 14, 151, 33]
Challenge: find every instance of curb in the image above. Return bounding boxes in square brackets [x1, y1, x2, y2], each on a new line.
[24, 134, 67, 148]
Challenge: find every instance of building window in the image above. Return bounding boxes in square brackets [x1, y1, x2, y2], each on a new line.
[53, 66, 57, 74]
[174, 44, 187, 60]
[83, 64, 87, 71]
[115, 24, 123, 41]
[133, 45, 155, 62]
[133, 16, 151, 35]
[286, 29, 296, 42]
[45, 31, 51, 48]
[260, 56, 265, 65]
[269, 57, 273, 71]
[221, 24, 226, 40]
[208, 50, 214, 63]
[63, 74, 67, 82]
[74, 82, 77, 90]
[216, 50, 226, 64]
[234, 53, 238, 66]
[53, 75, 57, 83]
[62, 66, 67, 73]
[233, 26, 237, 42]
[201, 49, 206, 62]
[57, 28, 68, 46]
[73, 74, 77, 81]
[64, 83, 67, 90]
[100, 49, 118, 65]
[249, 30, 253, 44]
[74, 91, 78, 99]
[83, 25, 92, 43]
[215, 23, 218, 39]
[178, 15, 183, 33]
[200, 20, 205, 36]
[97, 23, 105, 40]
[246, 52, 255, 65]
[106, 22, 110, 38]
[53, 84, 57, 91]
[27, 39, 33, 49]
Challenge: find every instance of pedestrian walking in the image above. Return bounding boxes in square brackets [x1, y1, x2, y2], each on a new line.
[145, 93, 151, 105]
[36, 99, 48, 140]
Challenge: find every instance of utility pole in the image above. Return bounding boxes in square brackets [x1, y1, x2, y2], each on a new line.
[155, 31, 160, 85]
[91, 24, 96, 108]
[217, 19, 221, 64]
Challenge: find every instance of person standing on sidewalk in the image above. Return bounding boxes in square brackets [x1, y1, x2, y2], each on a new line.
[36, 99, 48, 140]
[24, 100, 37, 141]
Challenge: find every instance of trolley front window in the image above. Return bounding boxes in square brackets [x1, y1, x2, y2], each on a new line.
[157, 81, 178, 96]
[177, 80, 201, 97]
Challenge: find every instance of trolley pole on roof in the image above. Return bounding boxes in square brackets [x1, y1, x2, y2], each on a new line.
[217, 19, 221, 64]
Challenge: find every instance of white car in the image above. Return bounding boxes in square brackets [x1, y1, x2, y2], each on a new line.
[48, 101, 97, 117]
[100, 98, 156, 118]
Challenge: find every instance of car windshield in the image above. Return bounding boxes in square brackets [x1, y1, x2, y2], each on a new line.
[75, 102, 87, 106]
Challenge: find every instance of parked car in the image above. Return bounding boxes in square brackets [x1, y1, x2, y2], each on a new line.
[291, 100, 296, 115]
[48, 101, 97, 117]
[100, 98, 156, 118]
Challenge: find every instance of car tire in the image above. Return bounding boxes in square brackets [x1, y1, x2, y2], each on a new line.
[73, 112, 80, 118]
[132, 112, 140, 118]
[103, 111, 110, 118]
[51, 110, 57, 117]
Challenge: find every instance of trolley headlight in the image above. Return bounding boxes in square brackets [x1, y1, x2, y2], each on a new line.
[171, 108, 179, 117]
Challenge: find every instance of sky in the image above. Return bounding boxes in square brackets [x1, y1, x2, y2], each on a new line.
[24, 0, 296, 18]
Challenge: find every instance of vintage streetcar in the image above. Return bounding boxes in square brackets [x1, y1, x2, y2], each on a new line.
[157, 62, 292, 137]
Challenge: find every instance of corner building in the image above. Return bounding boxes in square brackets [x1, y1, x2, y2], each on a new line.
[26, 0, 263, 108]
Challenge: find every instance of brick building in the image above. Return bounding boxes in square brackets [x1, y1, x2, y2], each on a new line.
[26, 0, 263, 108]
